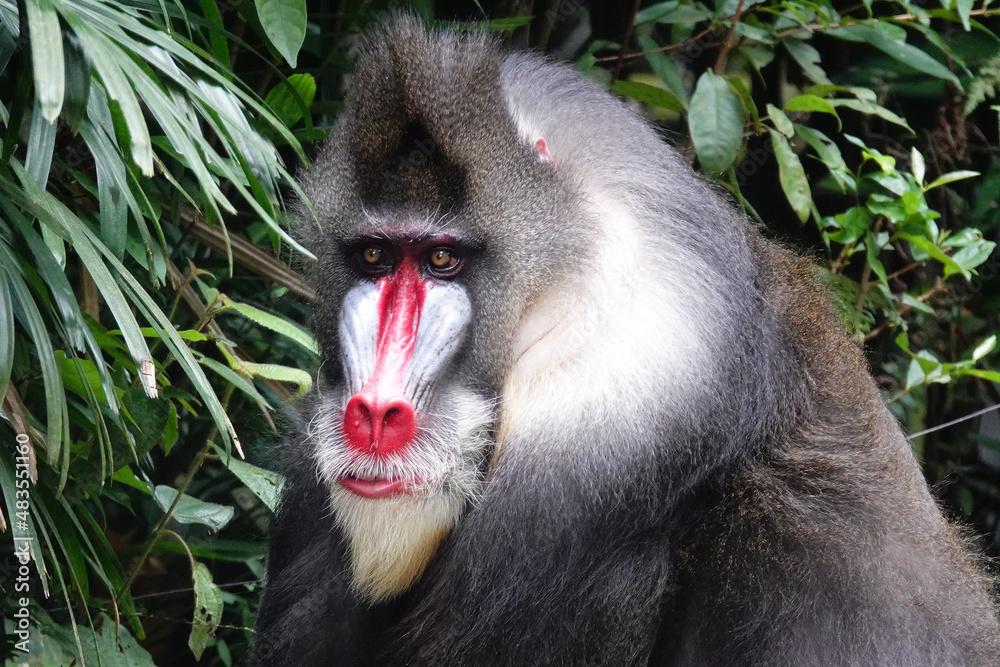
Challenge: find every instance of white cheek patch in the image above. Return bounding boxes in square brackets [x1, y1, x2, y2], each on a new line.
[338, 283, 380, 397]
[339, 280, 472, 409]
[405, 283, 472, 410]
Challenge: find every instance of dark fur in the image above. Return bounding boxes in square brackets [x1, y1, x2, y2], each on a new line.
[252, 18, 1000, 666]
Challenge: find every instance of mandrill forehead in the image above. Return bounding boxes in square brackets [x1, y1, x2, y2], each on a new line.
[336, 216, 477, 248]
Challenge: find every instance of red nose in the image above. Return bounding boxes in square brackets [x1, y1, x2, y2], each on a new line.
[343, 393, 416, 457]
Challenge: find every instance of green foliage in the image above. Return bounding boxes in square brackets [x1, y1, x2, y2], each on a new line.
[2, 0, 1000, 664]
[0, 0, 321, 661]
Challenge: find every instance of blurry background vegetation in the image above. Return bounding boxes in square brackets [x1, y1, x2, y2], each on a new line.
[1, 0, 1000, 663]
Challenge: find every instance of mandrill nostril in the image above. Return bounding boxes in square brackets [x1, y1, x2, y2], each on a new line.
[382, 400, 416, 449]
[343, 394, 416, 456]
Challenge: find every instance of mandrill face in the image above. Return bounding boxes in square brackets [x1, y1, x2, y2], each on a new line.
[305, 225, 497, 602]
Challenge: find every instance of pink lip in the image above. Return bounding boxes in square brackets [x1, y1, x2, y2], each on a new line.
[338, 476, 409, 499]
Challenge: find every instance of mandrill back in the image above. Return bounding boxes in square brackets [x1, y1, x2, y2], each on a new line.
[252, 17, 1000, 667]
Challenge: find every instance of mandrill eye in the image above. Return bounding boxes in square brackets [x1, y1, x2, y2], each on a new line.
[356, 245, 390, 275]
[427, 247, 460, 276]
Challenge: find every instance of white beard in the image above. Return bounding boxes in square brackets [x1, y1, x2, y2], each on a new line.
[309, 386, 494, 602]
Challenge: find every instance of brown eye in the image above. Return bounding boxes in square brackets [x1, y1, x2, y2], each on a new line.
[355, 245, 390, 275]
[428, 247, 459, 273]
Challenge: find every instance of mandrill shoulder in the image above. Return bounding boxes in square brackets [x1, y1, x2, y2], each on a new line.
[752, 238, 873, 401]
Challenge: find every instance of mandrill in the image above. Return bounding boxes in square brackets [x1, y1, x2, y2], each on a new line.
[251, 16, 1000, 667]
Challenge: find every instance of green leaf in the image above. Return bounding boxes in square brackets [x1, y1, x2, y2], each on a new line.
[956, 0, 973, 31]
[6, 207, 119, 408]
[200, 0, 232, 75]
[785, 94, 839, 121]
[941, 228, 984, 248]
[828, 206, 871, 244]
[264, 73, 317, 128]
[784, 38, 831, 85]
[200, 356, 272, 407]
[727, 76, 759, 131]
[25, 97, 57, 188]
[32, 494, 90, 605]
[442, 17, 535, 31]
[113, 465, 153, 494]
[255, 0, 307, 68]
[794, 124, 852, 192]
[238, 361, 312, 395]
[898, 232, 968, 278]
[95, 149, 128, 261]
[164, 402, 179, 455]
[0, 453, 48, 589]
[55, 351, 106, 404]
[219, 452, 285, 513]
[768, 129, 811, 222]
[74, 503, 145, 636]
[740, 45, 774, 75]
[951, 240, 996, 272]
[637, 1, 714, 24]
[767, 103, 794, 137]
[901, 292, 934, 314]
[911, 146, 926, 186]
[905, 358, 925, 390]
[638, 35, 688, 108]
[966, 369, 1000, 383]
[25, 0, 65, 122]
[895, 331, 913, 355]
[831, 98, 913, 132]
[189, 563, 224, 660]
[611, 80, 685, 113]
[7, 162, 155, 395]
[0, 265, 12, 402]
[61, 32, 92, 132]
[77, 613, 155, 667]
[154, 486, 235, 531]
[825, 24, 960, 86]
[689, 71, 744, 176]
[635, 1, 677, 25]
[924, 170, 980, 190]
[0, 234, 67, 465]
[865, 229, 888, 284]
[734, 22, 777, 45]
[140, 326, 208, 342]
[58, 15, 154, 176]
[5, 162, 239, 454]
[221, 296, 318, 354]
[971, 335, 996, 361]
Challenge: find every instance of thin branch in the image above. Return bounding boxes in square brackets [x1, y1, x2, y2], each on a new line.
[854, 258, 873, 310]
[118, 436, 218, 602]
[534, 0, 563, 51]
[595, 25, 717, 63]
[906, 402, 1000, 440]
[714, 0, 746, 75]
[612, 0, 644, 83]
[885, 260, 921, 282]
[866, 278, 946, 342]
[159, 529, 197, 575]
[180, 210, 315, 301]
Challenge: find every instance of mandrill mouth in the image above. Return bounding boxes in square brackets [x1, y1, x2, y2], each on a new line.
[338, 473, 419, 499]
